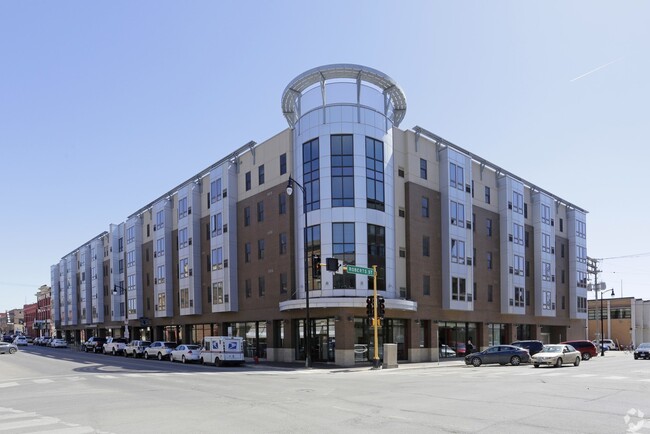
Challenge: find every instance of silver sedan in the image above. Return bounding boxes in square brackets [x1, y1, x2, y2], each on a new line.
[531, 344, 581, 368]
[0, 342, 18, 354]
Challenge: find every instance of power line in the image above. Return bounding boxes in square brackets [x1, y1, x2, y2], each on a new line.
[598, 252, 650, 261]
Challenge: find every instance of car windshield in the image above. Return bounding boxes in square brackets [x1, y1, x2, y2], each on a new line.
[186, 345, 199, 350]
[541, 346, 563, 353]
[638, 343, 650, 349]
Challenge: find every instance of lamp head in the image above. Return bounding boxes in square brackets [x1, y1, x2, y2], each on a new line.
[610, 289, 615, 297]
[286, 177, 294, 196]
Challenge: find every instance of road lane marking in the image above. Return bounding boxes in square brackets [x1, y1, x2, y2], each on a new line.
[33, 379, 54, 384]
[0, 383, 19, 388]
[30, 427, 96, 434]
[0, 416, 60, 431]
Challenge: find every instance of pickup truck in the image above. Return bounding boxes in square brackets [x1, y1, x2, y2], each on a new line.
[83, 337, 107, 353]
[103, 337, 128, 355]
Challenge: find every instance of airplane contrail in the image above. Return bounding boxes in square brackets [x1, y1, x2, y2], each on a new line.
[570, 57, 624, 82]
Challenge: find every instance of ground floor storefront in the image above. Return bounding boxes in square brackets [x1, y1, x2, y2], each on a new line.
[57, 315, 584, 367]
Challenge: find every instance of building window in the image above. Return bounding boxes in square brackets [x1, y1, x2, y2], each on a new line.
[422, 236, 430, 257]
[279, 193, 287, 215]
[367, 224, 386, 291]
[257, 201, 264, 222]
[452, 277, 467, 301]
[542, 261, 552, 281]
[211, 178, 222, 203]
[487, 252, 493, 270]
[514, 255, 524, 276]
[514, 287, 525, 307]
[245, 279, 251, 298]
[333, 223, 355, 289]
[244, 207, 250, 227]
[279, 232, 287, 255]
[245, 243, 251, 263]
[280, 272, 288, 294]
[258, 276, 265, 297]
[486, 218, 492, 237]
[331, 134, 354, 207]
[179, 257, 189, 278]
[127, 250, 135, 267]
[157, 293, 166, 311]
[485, 186, 491, 204]
[178, 197, 188, 219]
[211, 248, 223, 270]
[512, 191, 524, 215]
[306, 224, 322, 289]
[156, 238, 165, 257]
[420, 158, 427, 180]
[450, 200, 465, 228]
[513, 223, 524, 245]
[542, 233, 551, 253]
[487, 284, 493, 302]
[365, 137, 384, 211]
[156, 265, 165, 283]
[258, 239, 265, 260]
[180, 288, 189, 309]
[155, 210, 164, 231]
[280, 153, 287, 175]
[559, 218, 564, 233]
[541, 204, 551, 225]
[303, 138, 320, 211]
[421, 197, 429, 218]
[258, 164, 265, 185]
[126, 226, 135, 244]
[450, 162, 464, 190]
[451, 239, 465, 264]
[179, 227, 188, 248]
[423, 275, 430, 296]
[245, 171, 251, 191]
[214, 282, 224, 304]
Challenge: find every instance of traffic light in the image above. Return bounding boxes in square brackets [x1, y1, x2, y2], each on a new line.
[377, 296, 385, 319]
[326, 257, 340, 272]
[312, 254, 321, 278]
[366, 296, 374, 318]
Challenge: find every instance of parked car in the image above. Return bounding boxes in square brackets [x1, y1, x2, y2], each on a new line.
[439, 344, 456, 358]
[13, 336, 28, 346]
[531, 344, 581, 368]
[464, 345, 531, 367]
[633, 343, 650, 360]
[0, 342, 18, 354]
[511, 340, 544, 356]
[561, 340, 598, 360]
[124, 340, 151, 358]
[83, 337, 107, 353]
[452, 343, 466, 357]
[170, 344, 201, 364]
[593, 339, 617, 351]
[50, 338, 68, 348]
[143, 341, 177, 361]
[38, 337, 52, 347]
[2, 335, 13, 343]
[24, 336, 34, 344]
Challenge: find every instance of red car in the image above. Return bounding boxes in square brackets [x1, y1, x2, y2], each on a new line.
[561, 340, 598, 360]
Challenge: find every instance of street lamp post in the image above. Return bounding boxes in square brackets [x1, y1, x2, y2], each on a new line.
[595, 287, 615, 357]
[286, 175, 312, 368]
[112, 284, 129, 340]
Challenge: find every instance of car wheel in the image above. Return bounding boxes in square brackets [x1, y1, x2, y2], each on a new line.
[510, 356, 521, 366]
[574, 357, 580, 366]
[112, 349, 116, 356]
[84, 346, 88, 353]
[200, 357, 205, 365]
[9, 347, 16, 354]
[158, 352, 163, 361]
[634, 355, 638, 360]
[182, 355, 187, 364]
[170, 354, 175, 362]
[144, 352, 149, 360]
[582, 352, 591, 361]
[533, 363, 540, 368]
[555, 358, 563, 368]
[215, 357, 223, 367]
[471, 357, 481, 367]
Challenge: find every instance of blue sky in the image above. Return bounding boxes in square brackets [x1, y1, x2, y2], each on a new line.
[1, 1, 649, 312]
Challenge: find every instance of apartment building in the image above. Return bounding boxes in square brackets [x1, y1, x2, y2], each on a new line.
[51, 64, 589, 366]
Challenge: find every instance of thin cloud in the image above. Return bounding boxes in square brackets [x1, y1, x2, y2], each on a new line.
[571, 57, 624, 82]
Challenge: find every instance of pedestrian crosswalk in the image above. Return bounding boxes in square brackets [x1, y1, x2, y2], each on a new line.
[0, 407, 99, 433]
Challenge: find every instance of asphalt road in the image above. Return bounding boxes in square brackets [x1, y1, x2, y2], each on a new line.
[1, 346, 649, 433]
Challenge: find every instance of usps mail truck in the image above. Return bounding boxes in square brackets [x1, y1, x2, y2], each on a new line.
[200, 336, 245, 366]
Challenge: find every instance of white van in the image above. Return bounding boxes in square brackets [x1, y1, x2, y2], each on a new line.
[200, 336, 245, 366]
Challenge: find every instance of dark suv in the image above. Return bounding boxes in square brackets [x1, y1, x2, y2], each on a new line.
[83, 337, 107, 353]
[561, 340, 598, 360]
[511, 340, 544, 356]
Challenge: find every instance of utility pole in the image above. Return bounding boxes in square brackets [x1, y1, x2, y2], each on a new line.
[587, 257, 605, 355]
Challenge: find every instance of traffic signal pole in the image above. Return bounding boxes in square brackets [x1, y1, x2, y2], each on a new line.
[372, 265, 380, 369]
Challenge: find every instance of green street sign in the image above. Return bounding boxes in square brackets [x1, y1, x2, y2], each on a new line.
[346, 265, 374, 276]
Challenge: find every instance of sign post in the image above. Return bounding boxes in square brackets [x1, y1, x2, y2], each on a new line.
[346, 264, 380, 369]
